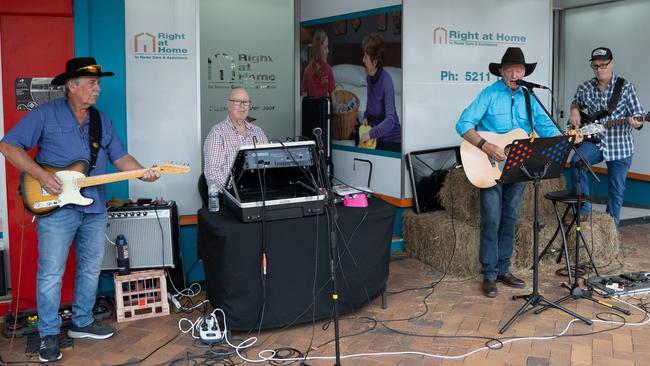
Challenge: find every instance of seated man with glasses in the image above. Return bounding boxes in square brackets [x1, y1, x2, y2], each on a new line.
[203, 87, 268, 192]
[568, 47, 645, 226]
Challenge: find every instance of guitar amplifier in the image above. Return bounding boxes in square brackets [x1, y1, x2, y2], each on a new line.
[101, 201, 180, 271]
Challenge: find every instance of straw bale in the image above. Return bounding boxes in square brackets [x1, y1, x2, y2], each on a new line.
[403, 208, 621, 278]
[519, 177, 567, 223]
[564, 211, 621, 268]
[437, 169, 480, 227]
[403, 210, 480, 278]
[438, 168, 567, 227]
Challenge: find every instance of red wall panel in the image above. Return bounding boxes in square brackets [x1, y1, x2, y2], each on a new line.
[1, 11, 74, 316]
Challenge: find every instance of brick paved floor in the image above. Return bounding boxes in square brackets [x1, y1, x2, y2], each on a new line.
[1, 223, 649, 365]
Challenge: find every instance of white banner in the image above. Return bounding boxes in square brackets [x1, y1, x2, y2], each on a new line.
[125, 0, 201, 215]
[403, 0, 552, 154]
[402, 0, 552, 198]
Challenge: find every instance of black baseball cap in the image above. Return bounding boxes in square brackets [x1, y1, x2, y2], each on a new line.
[589, 47, 613, 61]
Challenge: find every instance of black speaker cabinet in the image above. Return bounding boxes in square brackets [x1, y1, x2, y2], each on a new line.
[102, 201, 180, 271]
[301, 97, 331, 158]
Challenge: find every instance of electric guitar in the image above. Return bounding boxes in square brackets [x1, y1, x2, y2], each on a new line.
[20, 160, 191, 216]
[576, 110, 650, 142]
[460, 128, 528, 188]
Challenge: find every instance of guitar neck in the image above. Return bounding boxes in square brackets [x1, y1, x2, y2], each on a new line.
[602, 112, 649, 129]
[77, 168, 150, 188]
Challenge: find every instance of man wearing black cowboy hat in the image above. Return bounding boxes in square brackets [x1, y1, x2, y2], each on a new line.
[455, 47, 564, 298]
[568, 47, 645, 226]
[0, 57, 160, 362]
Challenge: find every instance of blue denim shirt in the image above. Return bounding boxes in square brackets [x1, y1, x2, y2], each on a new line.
[456, 79, 559, 138]
[1, 97, 128, 213]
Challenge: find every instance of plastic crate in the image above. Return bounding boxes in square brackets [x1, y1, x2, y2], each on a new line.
[114, 269, 170, 323]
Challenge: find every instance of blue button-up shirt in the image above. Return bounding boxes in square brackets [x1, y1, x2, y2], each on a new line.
[573, 74, 645, 161]
[1, 97, 128, 213]
[456, 79, 559, 138]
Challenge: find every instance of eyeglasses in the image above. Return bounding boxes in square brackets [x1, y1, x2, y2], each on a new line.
[590, 61, 611, 71]
[76, 64, 102, 73]
[229, 99, 252, 107]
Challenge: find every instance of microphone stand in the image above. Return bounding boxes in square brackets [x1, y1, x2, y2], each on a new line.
[314, 130, 342, 366]
[524, 86, 628, 315]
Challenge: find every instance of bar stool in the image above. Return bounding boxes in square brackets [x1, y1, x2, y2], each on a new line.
[537, 190, 600, 286]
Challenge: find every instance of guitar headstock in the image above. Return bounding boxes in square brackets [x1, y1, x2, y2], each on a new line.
[157, 163, 191, 175]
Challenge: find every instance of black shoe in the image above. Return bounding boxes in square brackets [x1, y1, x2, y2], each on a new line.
[481, 279, 498, 298]
[497, 273, 526, 288]
[39, 335, 62, 363]
[67, 319, 115, 340]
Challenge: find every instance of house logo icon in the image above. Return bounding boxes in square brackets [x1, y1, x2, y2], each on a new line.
[433, 26, 448, 44]
[134, 32, 156, 53]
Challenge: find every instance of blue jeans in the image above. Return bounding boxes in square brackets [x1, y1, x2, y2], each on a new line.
[569, 142, 632, 226]
[479, 182, 526, 279]
[36, 208, 108, 337]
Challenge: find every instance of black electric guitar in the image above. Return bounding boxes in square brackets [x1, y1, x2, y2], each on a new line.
[575, 110, 650, 142]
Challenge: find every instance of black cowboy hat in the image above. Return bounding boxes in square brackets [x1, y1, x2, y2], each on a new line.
[51, 57, 115, 85]
[488, 47, 537, 77]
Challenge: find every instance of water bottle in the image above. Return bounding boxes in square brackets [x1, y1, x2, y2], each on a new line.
[115, 234, 130, 275]
[208, 183, 220, 212]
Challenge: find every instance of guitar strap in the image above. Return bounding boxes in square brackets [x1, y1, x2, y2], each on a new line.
[606, 77, 626, 116]
[88, 106, 102, 170]
[522, 87, 534, 132]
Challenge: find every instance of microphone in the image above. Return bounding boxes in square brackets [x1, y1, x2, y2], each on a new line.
[516, 79, 549, 90]
[313, 127, 323, 148]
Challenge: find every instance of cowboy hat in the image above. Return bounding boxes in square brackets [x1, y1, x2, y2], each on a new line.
[488, 47, 536, 77]
[51, 57, 115, 85]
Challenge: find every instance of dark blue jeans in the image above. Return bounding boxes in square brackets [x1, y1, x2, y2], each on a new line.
[36, 208, 108, 337]
[569, 141, 632, 226]
[479, 182, 526, 279]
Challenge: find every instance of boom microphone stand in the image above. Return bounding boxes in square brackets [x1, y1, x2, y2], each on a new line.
[313, 128, 342, 365]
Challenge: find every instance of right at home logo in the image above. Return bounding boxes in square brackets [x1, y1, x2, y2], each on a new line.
[133, 31, 190, 60]
[433, 26, 527, 47]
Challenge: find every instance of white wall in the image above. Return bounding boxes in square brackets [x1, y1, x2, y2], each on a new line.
[402, 0, 552, 196]
[562, 0, 650, 174]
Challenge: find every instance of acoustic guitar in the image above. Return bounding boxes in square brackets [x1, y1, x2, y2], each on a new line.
[460, 128, 528, 188]
[20, 160, 190, 216]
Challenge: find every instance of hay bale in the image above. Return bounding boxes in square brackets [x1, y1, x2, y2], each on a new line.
[513, 220, 572, 272]
[564, 211, 620, 267]
[403, 207, 620, 278]
[438, 168, 567, 228]
[403, 210, 480, 277]
[437, 169, 480, 227]
[513, 211, 620, 272]
[519, 177, 567, 224]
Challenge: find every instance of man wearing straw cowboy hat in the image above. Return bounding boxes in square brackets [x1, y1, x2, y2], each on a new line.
[0, 57, 160, 362]
[455, 47, 570, 298]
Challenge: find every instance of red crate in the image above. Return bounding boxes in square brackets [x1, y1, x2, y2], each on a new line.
[114, 269, 170, 323]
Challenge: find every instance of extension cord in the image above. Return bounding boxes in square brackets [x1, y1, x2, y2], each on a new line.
[197, 315, 222, 344]
[167, 293, 181, 310]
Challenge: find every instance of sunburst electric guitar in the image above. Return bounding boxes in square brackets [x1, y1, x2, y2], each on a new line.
[20, 160, 191, 216]
[460, 128, 529, 188]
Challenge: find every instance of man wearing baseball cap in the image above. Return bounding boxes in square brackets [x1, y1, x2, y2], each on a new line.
[568, 47, 646, 226]
[0, 57, 160, 362]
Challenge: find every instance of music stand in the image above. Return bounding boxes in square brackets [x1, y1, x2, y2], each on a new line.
[498, 135, 592, 334]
